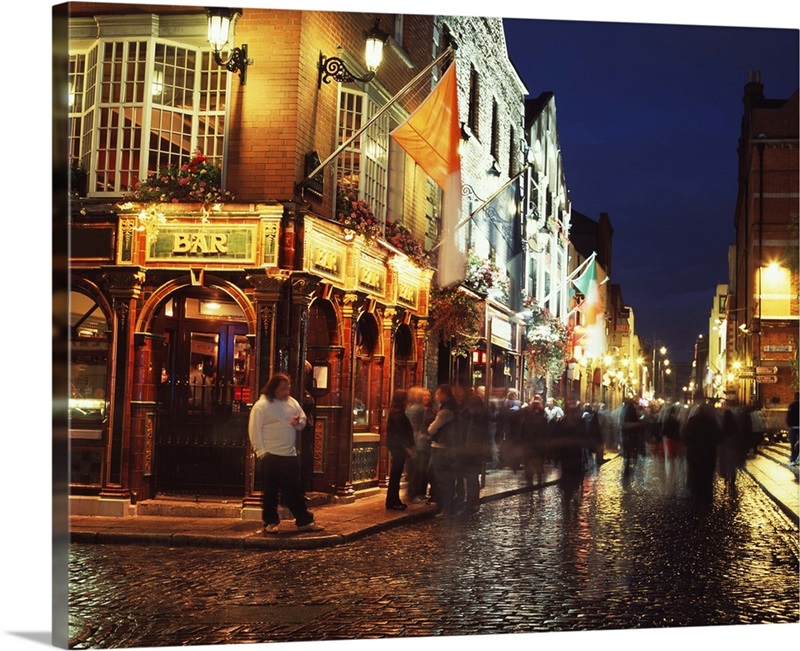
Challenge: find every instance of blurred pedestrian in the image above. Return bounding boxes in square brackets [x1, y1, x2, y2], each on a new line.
[619, 399, 642, 476]
[478, 385, 500, 469]
[498, 388, 523, 469]
[406, 386, 437, 503]
[385, 389, 415, 511]
[748, 404, 765, 456]
[520, 399, 549, 486]
[427, 384, 460, 518]
[552, 404, 586, 518]
[248, 373, 323, 534]
[459, 387, 490, 515]
[581, 402, 603, 470]
[718, 408, 743, 495]
[545, 396, 564, 423]
[787, 392, 799, 466]
[683, 394, 721, 504]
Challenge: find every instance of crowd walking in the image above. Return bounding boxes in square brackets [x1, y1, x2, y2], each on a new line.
[250, 372, 796, 532]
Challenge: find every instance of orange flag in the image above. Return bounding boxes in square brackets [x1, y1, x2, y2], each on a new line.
[390, 63, 460, 188]
[391, 63, 464, 287]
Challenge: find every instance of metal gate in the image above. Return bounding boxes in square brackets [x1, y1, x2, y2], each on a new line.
[153, 323, 253, 498]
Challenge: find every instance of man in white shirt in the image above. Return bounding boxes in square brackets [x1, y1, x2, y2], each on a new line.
[545, 397, 564, 423]
[248, 373, 324, 534]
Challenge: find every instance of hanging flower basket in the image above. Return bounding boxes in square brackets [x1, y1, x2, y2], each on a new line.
[121, 150, 235, 238]
[428, 287, 483, 358]
[335, 182, 382, 244]
[521, 295, 571, 379]
[464, 249, 510, 301]
[385, 220, 430, 268]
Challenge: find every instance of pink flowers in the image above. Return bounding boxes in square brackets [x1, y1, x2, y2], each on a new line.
[125, 150, 234, 209]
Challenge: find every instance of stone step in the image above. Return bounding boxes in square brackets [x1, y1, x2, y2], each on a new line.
[137, 492, 332, 518]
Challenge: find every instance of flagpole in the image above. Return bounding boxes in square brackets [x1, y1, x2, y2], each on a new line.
[428, 162, 532, 253]
[537, 251, 597, 307]
[296, 46, 455, 194]
[565, 275, 610, 317]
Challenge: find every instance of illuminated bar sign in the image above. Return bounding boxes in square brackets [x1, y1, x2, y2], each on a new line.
[396, 278, 419, 310]
[306, 231, 347, 284]
[147, 224, 257, 263]
[357, 253, 387, 298]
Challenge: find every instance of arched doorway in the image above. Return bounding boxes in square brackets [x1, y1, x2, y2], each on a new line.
[69, 287, 112, 492]
[149, 285, 254, 497]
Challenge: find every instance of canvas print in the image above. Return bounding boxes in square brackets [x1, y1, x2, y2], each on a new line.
[50, 0, 798, 649]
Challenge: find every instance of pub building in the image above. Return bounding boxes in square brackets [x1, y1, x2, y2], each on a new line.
[66, 6, 444, 515]
[65, 4, 537, 515]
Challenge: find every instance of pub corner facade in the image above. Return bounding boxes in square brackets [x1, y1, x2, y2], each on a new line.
[64, 5, 540, 515]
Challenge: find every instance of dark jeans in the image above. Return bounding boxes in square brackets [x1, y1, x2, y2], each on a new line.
[431, 446, 457, 514]
[386, 447, 408, 506]
[460, 457, 482, 509]
[789, 426, 799, 462]
[259, 453, 313, 527]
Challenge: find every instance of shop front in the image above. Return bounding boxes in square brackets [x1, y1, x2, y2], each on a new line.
[69, 201, 432, 513]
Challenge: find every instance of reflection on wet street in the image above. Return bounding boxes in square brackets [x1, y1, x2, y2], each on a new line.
[69, 456, 799, 648]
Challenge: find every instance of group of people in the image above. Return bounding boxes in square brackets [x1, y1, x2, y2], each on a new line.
[386, 384, 491, 518]
[608, 392, 800, 502]
[386, 385, 609, 518]
[247, 370, 799, 532]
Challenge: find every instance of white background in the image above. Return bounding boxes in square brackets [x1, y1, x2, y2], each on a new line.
[4, 1, 796, 650]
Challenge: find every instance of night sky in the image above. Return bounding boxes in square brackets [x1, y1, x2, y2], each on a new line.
[501, 15, 798, 364]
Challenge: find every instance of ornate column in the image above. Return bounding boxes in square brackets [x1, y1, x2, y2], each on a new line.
[289, 273, 318, 490]
[336, 292, 359, 497]
[244, 270, 288, 504]
[99, 266, 146, 500]
[379, 307, 398, 486]
[245, 270, 289, 392]
[415, 317, 430, 389]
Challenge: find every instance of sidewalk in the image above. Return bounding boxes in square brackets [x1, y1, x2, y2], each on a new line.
[743, 441, 799, 525]
[69, 448, 799, 550]
[68, 465, 564, 550]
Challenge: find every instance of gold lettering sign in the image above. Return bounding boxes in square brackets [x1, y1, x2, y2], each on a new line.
[312, 247, 341, 275]
[172, 233, 229, 254]
[357, 254, 386, 297]
[304, 231, 346, 284]
[397, 282, 418, 310]
[146, 224, 256, 263]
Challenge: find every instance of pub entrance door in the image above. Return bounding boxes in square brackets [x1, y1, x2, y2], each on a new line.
[153, 288, 253, 498]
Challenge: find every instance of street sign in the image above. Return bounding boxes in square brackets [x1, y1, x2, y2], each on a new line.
[756, 375, 778, 383]
[756, 366, 778, 375]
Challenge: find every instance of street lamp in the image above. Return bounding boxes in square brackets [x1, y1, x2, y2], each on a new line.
[318, 18, 390, 88]
[206, 7, 252, 86]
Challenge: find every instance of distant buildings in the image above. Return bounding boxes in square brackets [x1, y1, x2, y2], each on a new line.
[712, 71, 799, 412]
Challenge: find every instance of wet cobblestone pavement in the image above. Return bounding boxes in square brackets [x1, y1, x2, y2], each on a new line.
[69, 457, 799, 648]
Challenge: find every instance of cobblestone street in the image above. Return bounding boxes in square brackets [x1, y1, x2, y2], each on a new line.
[68, 457, 799, 649]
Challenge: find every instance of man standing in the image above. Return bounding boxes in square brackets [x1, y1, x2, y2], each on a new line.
[248, 373, 324, 534]
[545, 397, 564, 423]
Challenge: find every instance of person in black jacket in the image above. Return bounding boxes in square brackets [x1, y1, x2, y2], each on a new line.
[427, 384, 460, 517]
[385, 389, 415, 511]
[459, 388, 490, 515]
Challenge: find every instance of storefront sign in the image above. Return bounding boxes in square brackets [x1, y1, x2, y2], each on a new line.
[147, 224, 258, 263]
[306, 232, 347, 284]
[490, 316, 513, 349]
[764, 345, 793, 352]
[357, 253, 387, 298]
[396, 280, 419, 310]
